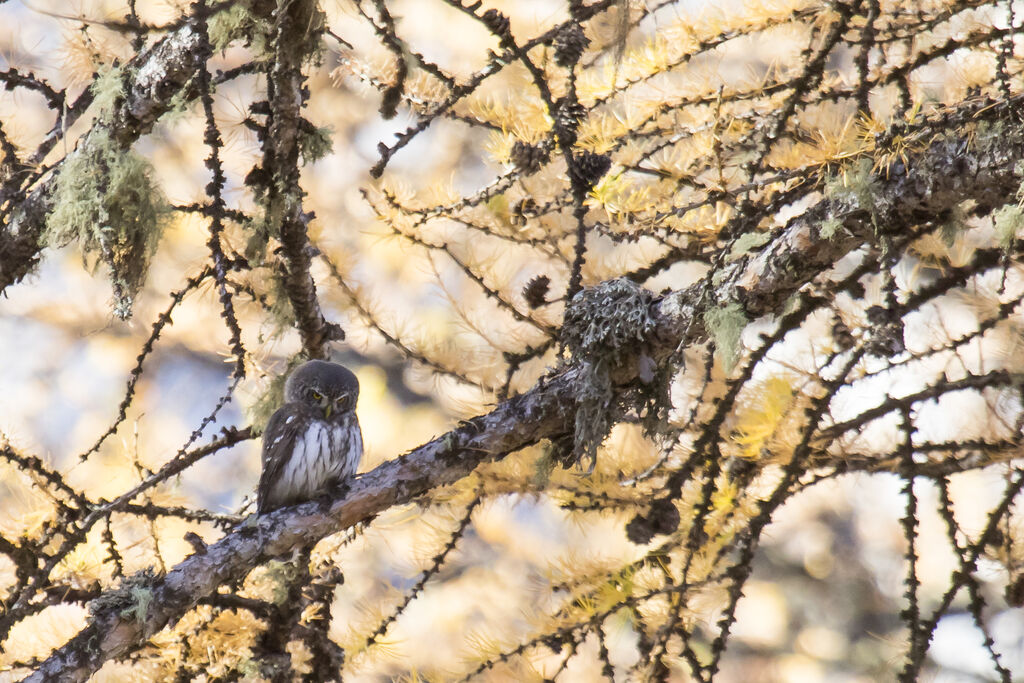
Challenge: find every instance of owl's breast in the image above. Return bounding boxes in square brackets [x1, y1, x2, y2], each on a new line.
[279, 415, 362, 502]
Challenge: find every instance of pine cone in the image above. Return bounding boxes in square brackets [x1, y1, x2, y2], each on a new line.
[573, 151, 611, 187]
[511, 197, 539, 226]
[510, 141, 549, 174]
[480, 9, 510, 39]
[522, 274, 551, 308]
[555, 23, 590, 67]
[553, 96, 586, 146]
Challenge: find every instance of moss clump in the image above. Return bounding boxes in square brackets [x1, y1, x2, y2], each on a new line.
[44, 129, 168, 319]
[562, 278, 655, 470]
[819, 217, 842, 240]
[562, 278, 656, 354]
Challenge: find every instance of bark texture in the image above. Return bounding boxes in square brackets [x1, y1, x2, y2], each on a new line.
[26, 111, 1024, 681]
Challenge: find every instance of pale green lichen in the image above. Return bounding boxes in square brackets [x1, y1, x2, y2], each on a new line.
[213, 1, 325, 63]
[123, 585, 154, 622]
[562, 278, 656, 470]
[938, 203, 970, 247]
[91, 64, 125, 117]
[781, 293, 802, 316]
[299, 125, 334, 163]
[825, 157, 885, 229]
[265, 559, 301, 605]
[44, 129, 169, 319]
[209, 2, 270, 55]
[729, 231, 770, 259]
[532, 447, 555, 489]
[819, 217, 842, 240]
[994, 204, 1024, 250]
[243, 214, 275, 266]
[486, 194, 509, 217]
[563, 279, 655, 353]
[159, 88, 194, 128]
[267, 270, 298, 330]
[704, 302, 747, 374]
[89, 569, 158, 622]
[301, 5, 329, 65]
[994, 175, 1024, 251]
[236, 659, 262, 679]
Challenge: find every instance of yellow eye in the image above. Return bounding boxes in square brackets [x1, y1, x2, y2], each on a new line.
[312, 391, 323, 400]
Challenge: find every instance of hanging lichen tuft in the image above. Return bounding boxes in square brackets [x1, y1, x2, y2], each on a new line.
[561, 278, 656, 470]
[44, 129, 169, 319]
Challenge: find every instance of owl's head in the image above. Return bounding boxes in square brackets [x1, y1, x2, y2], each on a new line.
[284, 360, 360, 418]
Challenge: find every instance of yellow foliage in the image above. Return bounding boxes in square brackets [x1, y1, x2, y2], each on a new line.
[178, 608, 264, 678]
[4, 0, 1023, 679]
[731, 376, 798, 460]
[0, 605, 89, 668]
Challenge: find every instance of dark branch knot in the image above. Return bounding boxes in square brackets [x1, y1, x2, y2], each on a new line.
[522, 274, 551, 308]
[510, 140, 550, 174]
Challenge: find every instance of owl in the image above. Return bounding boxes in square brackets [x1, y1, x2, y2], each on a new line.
[258, 360, 363, 513]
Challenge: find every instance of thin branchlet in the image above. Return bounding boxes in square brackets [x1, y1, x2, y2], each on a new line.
[8, 1, 1024, 681]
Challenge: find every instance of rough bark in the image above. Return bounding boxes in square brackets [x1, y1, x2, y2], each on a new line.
[26, 111, 1024, 681]
[0, 24, 207, 292]
[658, 113, 1024, 343]
[261, 0, 340, 358]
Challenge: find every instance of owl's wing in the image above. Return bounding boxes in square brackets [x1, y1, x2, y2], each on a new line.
[258, 402, 311, 513]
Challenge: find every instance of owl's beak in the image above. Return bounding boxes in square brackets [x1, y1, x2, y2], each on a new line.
[319, 395, 332, 419]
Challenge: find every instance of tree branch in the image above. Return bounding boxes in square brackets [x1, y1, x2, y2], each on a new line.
[26, 100, 1024, 681]
[261, 0, 340, 358]
[657, 101, 1024, 344]
[0, 21, 208, 292]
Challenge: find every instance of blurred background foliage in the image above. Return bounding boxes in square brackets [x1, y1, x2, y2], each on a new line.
[2, 0, 1024, 680]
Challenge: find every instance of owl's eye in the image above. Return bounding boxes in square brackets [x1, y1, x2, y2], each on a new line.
[311, 390, 323, 401]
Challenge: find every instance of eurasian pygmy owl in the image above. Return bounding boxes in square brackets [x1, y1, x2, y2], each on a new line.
[258, 360, 363, 513]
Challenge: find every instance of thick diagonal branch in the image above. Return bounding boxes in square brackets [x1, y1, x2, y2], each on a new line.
[26, 107, 1024, 682]
[657, 110, 1024, 344]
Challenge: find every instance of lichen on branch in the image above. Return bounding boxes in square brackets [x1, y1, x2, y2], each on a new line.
[562, 277, 656, 467]
[44, 129, 168, 319]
